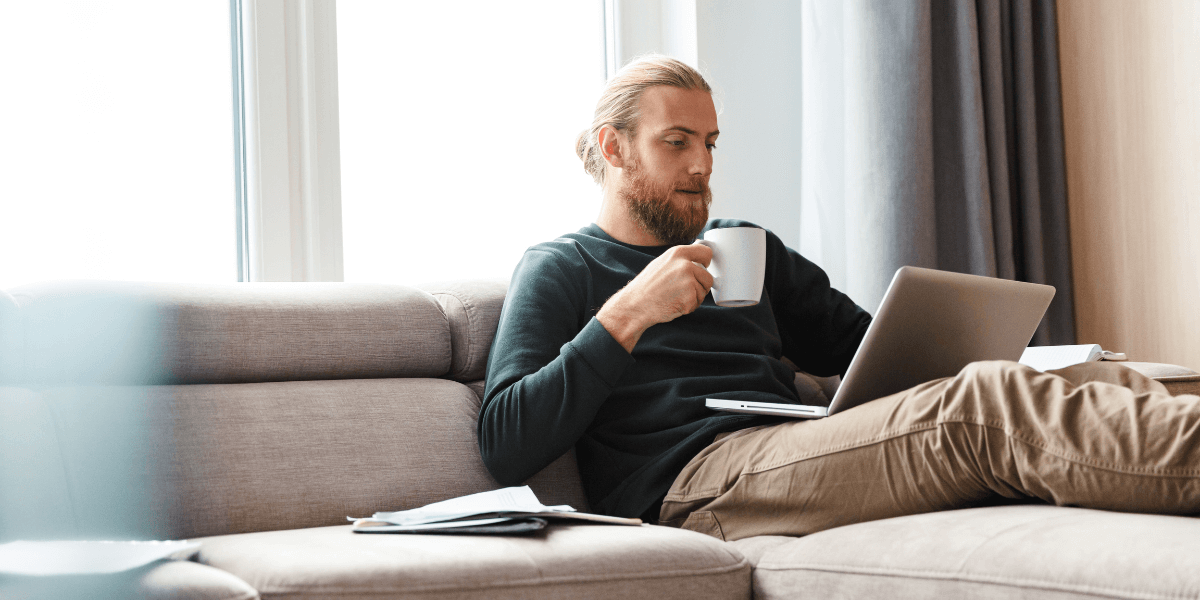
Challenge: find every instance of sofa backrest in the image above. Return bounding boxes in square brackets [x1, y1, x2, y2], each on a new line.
[423, 280, 509, 382]
[4, 281, 452, 386]
[0, 280, 589, 542]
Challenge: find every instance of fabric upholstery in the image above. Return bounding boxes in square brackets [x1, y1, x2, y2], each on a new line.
[137, 561, 260, 600]
[8, 281, 450, 385]
[31, 379, 508, 539]
[1121, 361, 1200, 378]
[724, 536, 793, 567]
[424, 280, 507, 381]
[1123, 360, 1200, 374]
[196, 524, 749, 600]
[1159, 375, 1200, 397]
[0, 387, 74, 540]
[464, 378, 486, 401]
[0, 560, 259, 600]
[25, 378, 590, 540]
[748, 505, 1200, 600]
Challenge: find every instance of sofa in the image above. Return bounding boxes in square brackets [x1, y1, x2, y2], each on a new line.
[2, 280, 1199, 600]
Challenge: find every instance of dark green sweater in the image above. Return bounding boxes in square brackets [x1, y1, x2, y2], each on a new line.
[479, 220, 872, 519]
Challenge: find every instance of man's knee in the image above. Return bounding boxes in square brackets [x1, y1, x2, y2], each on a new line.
[958, 360, 1031, 384]
[940, 360, 1040, 417]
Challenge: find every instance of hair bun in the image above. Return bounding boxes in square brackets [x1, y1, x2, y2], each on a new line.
[575, 129, 590, 162]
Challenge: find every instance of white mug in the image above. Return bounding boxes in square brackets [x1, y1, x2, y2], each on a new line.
[695, 227, 766, 307]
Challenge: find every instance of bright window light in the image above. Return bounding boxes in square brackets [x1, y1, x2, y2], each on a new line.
[0, 2, 235, 290]
[336, 1, 605, 284]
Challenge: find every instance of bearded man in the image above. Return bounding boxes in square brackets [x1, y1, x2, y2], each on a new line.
[478, 55, 1200, 540]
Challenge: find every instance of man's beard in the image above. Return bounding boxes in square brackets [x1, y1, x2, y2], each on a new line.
[622, 157, 712, 246]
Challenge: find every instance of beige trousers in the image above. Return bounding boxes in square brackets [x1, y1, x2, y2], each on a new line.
[659, 361, 1200, 541]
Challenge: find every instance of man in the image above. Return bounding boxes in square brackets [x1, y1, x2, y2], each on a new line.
[479, 55, 1200, 541]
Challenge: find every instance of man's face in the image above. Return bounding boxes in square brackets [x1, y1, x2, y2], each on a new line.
[619, 86, 719, 246]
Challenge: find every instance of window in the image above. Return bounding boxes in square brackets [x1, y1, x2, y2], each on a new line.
[0, 2, 235, 289]
[336, 1, 606, 283]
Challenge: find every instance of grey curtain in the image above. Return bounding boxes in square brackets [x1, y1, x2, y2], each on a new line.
[799, 0, 1075, 345]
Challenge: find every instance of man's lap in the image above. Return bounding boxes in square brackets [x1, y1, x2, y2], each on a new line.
[659, 360, 1197, 541]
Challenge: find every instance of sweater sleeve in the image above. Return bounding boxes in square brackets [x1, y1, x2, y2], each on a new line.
[764, 232, 873, 377]
[478, 248, 635, 486]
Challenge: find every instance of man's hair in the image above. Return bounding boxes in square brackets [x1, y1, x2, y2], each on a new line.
[575, 54, 712, 187]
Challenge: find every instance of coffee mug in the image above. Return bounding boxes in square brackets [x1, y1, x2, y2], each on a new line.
[695, 227, 766, 307]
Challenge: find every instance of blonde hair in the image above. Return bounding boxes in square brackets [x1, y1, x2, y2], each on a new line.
[575, 54, 712, 186]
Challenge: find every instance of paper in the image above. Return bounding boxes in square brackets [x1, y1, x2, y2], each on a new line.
[1019, 344, 1124, 372]
[362, 486, 576, 527]
[347, 486, 643, 534]
[0, 540, 200, 576]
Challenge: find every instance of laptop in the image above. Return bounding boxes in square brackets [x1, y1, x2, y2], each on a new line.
[707, 266, 1055, 419]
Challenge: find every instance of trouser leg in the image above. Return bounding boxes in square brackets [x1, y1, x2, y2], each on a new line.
[660, 361, 1200, 541]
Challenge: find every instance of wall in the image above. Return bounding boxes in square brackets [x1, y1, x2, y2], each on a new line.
[611, 0, 805, 250]
[1057, 0, 1200, 369]
[696, 0, 805, 250]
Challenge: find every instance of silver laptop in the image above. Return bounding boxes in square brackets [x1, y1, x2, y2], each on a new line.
[707, 266, 1055, 419]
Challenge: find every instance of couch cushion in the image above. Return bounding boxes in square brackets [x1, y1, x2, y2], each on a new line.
[20, 379, 590, 540]
[7, 281, 450, 385]
[0, 387, 74, 540]
[39, 379, 499, 539]
[1158, 374, 1200, 397]
[724, 535, 793, 567]
[424, 280, 507, 381]
[747, 505, 1200, 600]
[0, 560, 259, 600]
[195, 524, 749, 600]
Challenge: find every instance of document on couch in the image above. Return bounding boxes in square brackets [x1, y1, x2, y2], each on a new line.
[1019, 344, 1127, 372]
[349, 486, 641, 534]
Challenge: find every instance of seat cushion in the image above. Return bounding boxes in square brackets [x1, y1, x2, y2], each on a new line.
[745, 505, 1200, 600]
[195, 524, 750, 600]
[0, 560, 259, 600]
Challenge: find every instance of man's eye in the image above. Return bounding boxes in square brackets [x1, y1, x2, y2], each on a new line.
[667, 139, 685, 147]
[707, 143, 717, 151]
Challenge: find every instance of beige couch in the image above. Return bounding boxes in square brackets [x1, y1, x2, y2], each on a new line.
[2, 280, 1199, 600]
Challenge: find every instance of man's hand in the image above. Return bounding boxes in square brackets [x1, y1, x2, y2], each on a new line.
[596, 243, 714, 353]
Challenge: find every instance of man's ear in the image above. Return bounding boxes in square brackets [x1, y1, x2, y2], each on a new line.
[598, 125, 627, 169]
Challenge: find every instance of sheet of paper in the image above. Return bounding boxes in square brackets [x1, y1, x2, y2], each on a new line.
[1019, 344, 1101, 372]
[365, 486, 576, 527]
[0, 540, 200, 576]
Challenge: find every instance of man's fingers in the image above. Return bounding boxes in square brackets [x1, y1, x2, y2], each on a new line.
[692, 261, 714, 290]
[694, 280, 708, 306]
[678, 242, 713, 267]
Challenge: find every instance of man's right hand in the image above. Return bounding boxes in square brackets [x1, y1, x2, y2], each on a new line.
[596, 243, 714, 353]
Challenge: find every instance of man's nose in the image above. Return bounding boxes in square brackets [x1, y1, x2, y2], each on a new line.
[688, 144, 712, 178]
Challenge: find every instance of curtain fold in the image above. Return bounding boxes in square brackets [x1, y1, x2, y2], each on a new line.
[800, 0, 1074, 345]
